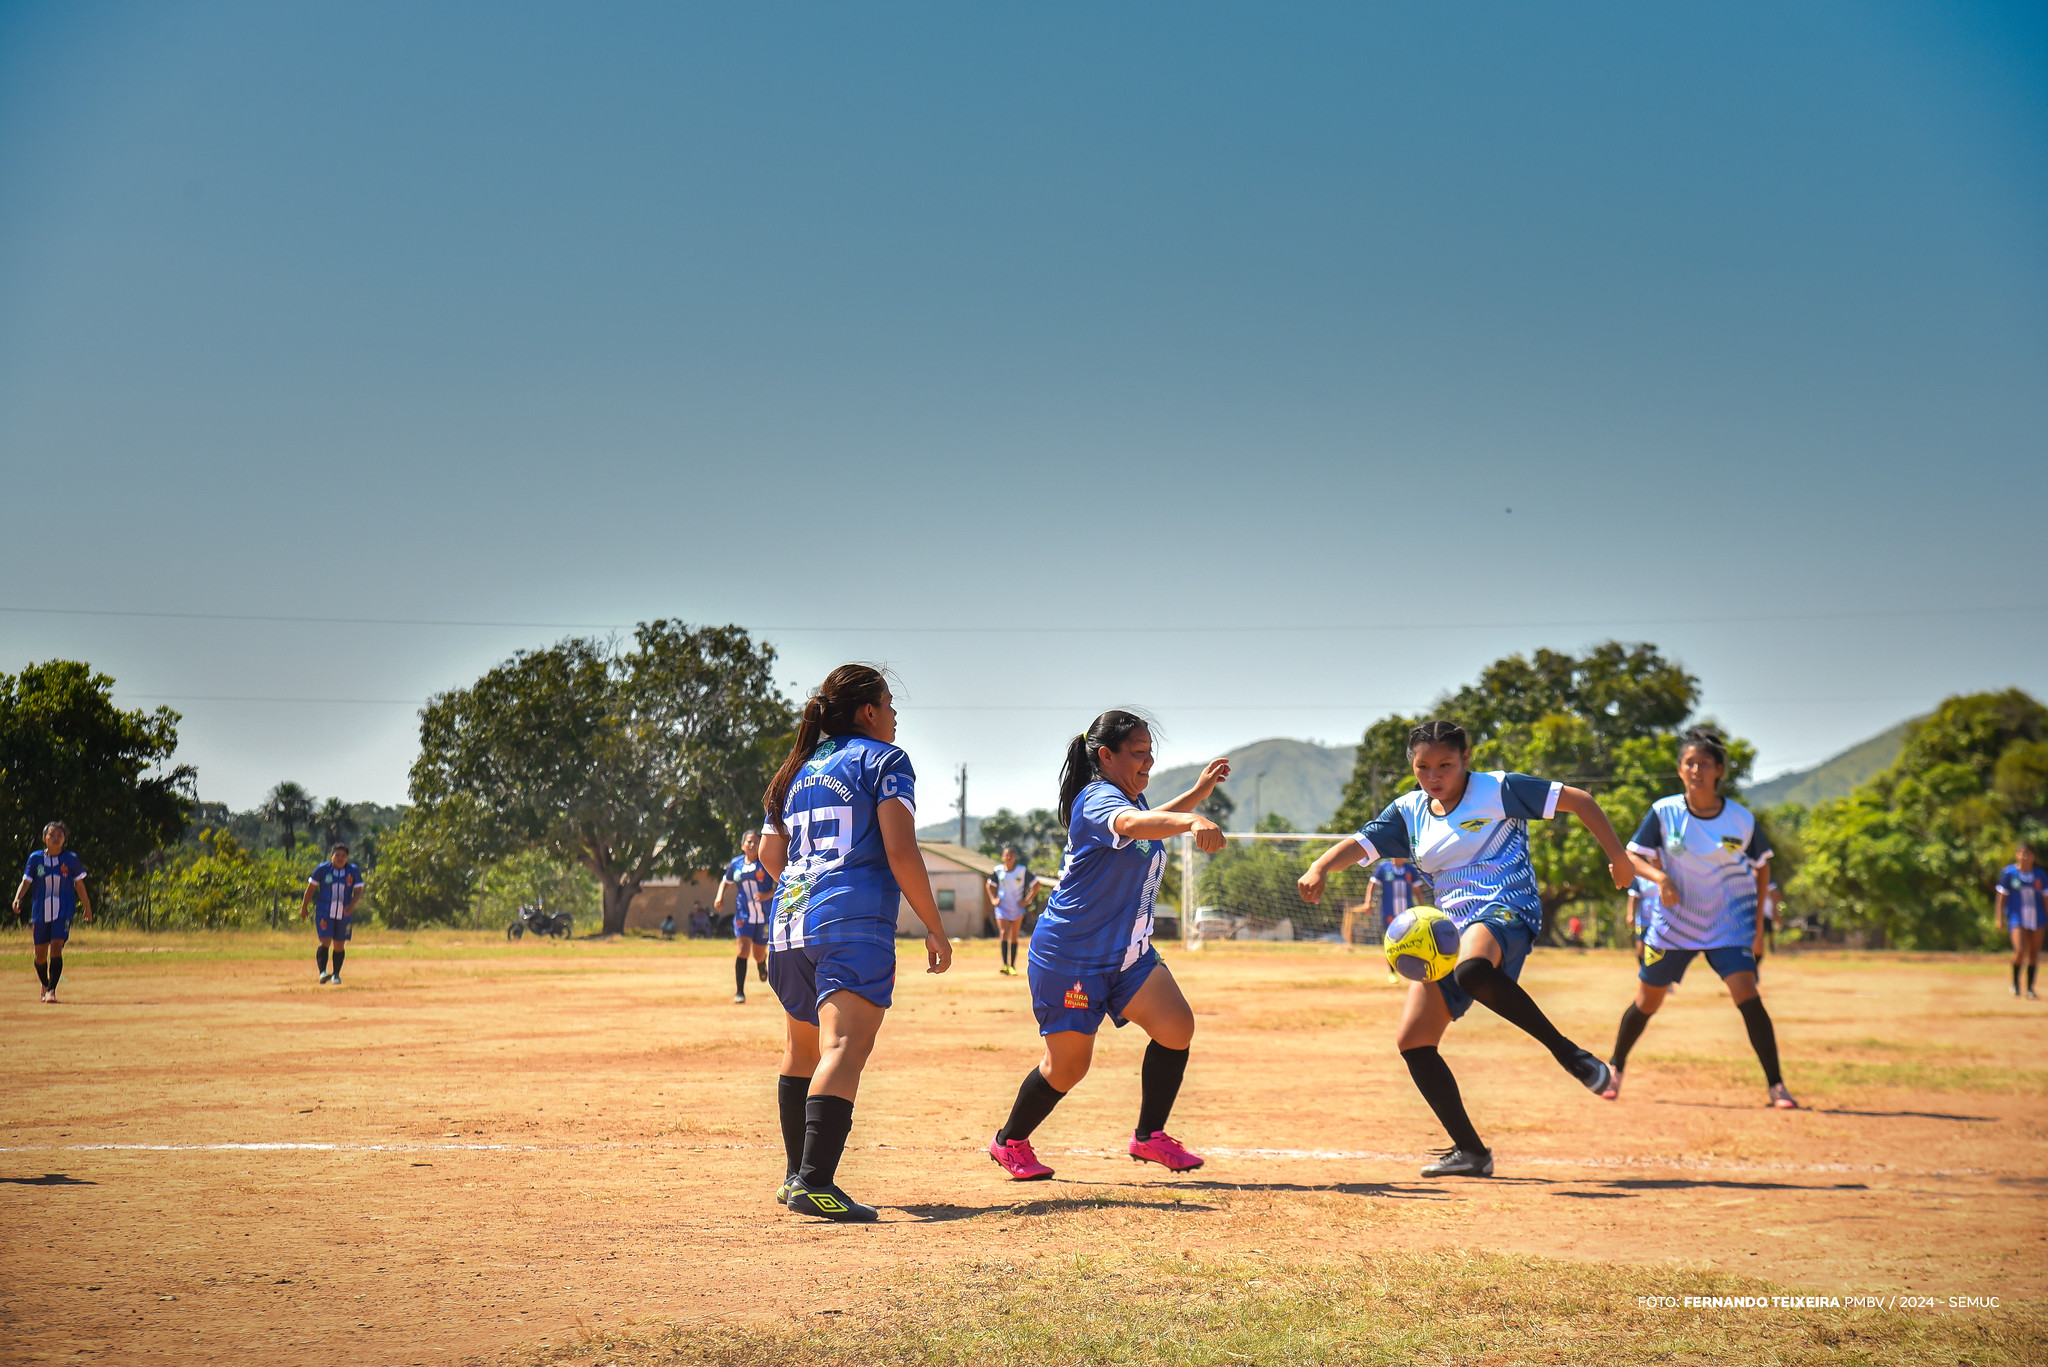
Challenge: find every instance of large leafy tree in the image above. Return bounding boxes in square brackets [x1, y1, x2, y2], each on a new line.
[410, 621, 794, 934]
[1793, 690, 2047, 948]
[0, 660, 192, 876]
[978, 807, 1067, 870]
[1328, 643, 1749, 935]
[260, 782, 316, 856]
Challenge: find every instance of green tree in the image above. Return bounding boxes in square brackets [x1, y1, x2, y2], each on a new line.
[410, 621, 794, 935]
[373, 801, 487, 929]
[0, 660, 191, 876]
[313, 798, 357, 853]
[260, 782, 316, 857]
[1197, 785, 1237, 827]
[978, 807, 1067, 870]
[1793, 690, 2047, 948]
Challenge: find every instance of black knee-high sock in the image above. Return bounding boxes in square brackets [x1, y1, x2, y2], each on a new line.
[996, 1068, 1066, 1144]
[316, 945, 329, 973]
[330, 949, 344, 976]
[2029, 963, 2038, 991]
[735, 956, 749, 994]
[797, 1095, 855, 1190]
[1136, 1042, 1190, 1138]
[757, 957, 768, 981]
[1401, 1045, 1484, 1153]
[35, 961, 49, 989]
[777, 1075, 808, 1175]
[1610, 1003, 1652, 1070]
[1736, 996, 1783, 1087]
[2015, 963, 2023, 991]
[46, 956, 62, 991]
[1450, 958, 1581, 1068]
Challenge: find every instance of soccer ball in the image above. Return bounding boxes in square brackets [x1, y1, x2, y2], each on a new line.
[1384, 907, 1461, 982]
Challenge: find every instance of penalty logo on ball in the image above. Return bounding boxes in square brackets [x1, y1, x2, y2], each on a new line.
[1384, 907, 1461, 982]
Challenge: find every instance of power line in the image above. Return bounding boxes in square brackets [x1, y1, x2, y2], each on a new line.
[112, 692, 1948, 711]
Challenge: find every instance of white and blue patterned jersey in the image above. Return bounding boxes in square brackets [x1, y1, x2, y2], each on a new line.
[1997, 865, 2045, 930]
[723, 855, 774, 926]
[23, 850, 86, 922]
[1370, 861, 1425, 922]
[768, 735, 916, 950]
[1629, 795, 1771, 950]
[1352, 771, 1561, 935]
[1629, 875, 1660, 935]
[988, 863, 1038, 918]
[308, 861, 365, 918]
[1031, 781, 1166, 974]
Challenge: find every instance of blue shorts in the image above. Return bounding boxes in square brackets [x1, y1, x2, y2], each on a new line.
[1027, 947, 1161, 1037]
[1640, 944, 1756, 987]
[1436, 916, 1534, 1022]
[31, 916, 72, 946]
[734, 922, 769, 946]
[768, 941, 895, 1025]
[315, 916, 353, 942]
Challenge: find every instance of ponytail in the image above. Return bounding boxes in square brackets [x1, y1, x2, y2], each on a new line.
[1056, 709, 1152, 826]
[763, 664, 892, 832]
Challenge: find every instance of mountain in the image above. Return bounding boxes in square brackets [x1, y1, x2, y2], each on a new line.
[1150, 737, 1359, 833]
[1746, 719, 1915, 808]
[917, 814, 984, 848]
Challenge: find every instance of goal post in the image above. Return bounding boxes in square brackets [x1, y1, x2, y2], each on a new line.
[1171, 831, 1424, 948]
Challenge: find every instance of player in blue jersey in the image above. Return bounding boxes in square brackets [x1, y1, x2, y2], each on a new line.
[988, 846, 1041, 976]
[1626, 875, 1659, 967]
[1995, 843, 2043, 999]
[1370, 859, 1427, 984]
[759, 665, 953, 1222]
[716, 830, 774, 1003]
[1604, 729, 1796, 1108]
[15, 822, 91, 1004]
[987, 710, 1229, 1182]
[299, 844, 366, 984]
[1298, 720, 1634, 1179]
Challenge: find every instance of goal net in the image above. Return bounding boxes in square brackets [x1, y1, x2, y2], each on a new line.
[1171, 831, 1427, 948]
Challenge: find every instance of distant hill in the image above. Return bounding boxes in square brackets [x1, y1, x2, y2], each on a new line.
[1151, 737, 1359, 832]
[917, 814, 984, 848]
[1746, 719, 1915, 808]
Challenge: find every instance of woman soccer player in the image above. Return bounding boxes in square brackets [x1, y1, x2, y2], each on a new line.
[717, 830, 774, 1003]
[987, 711, 1228, 1181]
[1995, 843, 2044, 999]
[15, 822, 90, 1003]
[760, 665, 953, 1222]
[1298, 720, 1632, 1179]
[988, 846, 1040, 975]
[1603, 729, 1796, 1108]
[1627, 874, 1659, 967]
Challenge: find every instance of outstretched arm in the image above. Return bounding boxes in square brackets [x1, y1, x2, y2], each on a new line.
[1555, 787, 1634, 891]
[1113, 808, 1225, 852]
[1298, 838, 1372, 905]
[1155, 758, 1231, 814]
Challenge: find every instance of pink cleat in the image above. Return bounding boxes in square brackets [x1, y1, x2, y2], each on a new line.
[1768, 1082, 1800, 1110]
[1600, 1063, 1623, 1101]
[1129, 1130, 1204, 1172]
[989, 1134, 1054, 1181]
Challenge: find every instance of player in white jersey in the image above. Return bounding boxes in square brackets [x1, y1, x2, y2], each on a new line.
[1603, 729, 1796, 1108]
[987, 846, 1040, 975]
[1995, 843, 2043, 999]
[1299, 720, 1634, 1179]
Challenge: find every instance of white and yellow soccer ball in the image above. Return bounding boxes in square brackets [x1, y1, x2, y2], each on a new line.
[1384, 907, 1462, 982]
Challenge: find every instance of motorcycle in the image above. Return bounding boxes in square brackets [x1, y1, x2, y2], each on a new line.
[506, 902, 573, 941]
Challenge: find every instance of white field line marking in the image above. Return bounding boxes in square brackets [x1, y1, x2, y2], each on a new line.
[0, 1141, 1990, 1178]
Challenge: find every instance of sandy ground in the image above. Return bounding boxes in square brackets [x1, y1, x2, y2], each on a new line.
[1, 931, 2042, 1365]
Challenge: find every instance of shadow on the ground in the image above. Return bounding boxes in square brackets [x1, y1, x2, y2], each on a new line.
[1652, 1099, 1997, 1123]
[0, 1173, 96, 1186]
[893, 1194, 1218, 1223]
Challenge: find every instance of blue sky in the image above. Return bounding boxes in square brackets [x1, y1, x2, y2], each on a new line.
[2, 2, 2043, 818]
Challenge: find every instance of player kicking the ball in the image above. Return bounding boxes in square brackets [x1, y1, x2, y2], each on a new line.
[1299, 720, 1632, 1179]
[301, 844, 365, 983]
[987, 711, 1227, 1182]
[760, 665, 953, 1222]
[716, 830, 774, 1003]
[16, 822, 91, 1003]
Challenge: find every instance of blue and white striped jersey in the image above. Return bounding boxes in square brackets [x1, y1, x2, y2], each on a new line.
[1629, 795, 1771, 951]
[723, 856, 774, 926]
[767, 734, 916, 951]
[22, 850, 86, 923]
[1353, 771, 1562, 935]
[308, 861, 364, 918]
[1370, 861, 1425, 921]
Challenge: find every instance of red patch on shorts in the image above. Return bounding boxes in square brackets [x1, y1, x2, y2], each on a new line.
[1064, 982, 1089, 1009]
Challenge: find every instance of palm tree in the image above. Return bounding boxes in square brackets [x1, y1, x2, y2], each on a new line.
[314, 798, 357, 852]
[260, 782, 316, 856]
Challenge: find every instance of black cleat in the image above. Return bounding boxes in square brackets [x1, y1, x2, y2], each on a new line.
[1420, 1146, 1494, 1178]
[785, 1179, 879, 1223]
[1568, 1049, 1611, 1096]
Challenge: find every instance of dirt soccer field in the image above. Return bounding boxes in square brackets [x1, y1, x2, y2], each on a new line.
[2, 930, 2043, 1366]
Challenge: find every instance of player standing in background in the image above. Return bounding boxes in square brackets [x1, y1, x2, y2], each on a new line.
[1626, 874, 1659, 968]
[716, 830, 774, 1003]
[301, 844, 365, 984]
[1370, 858, 1427, 984]
[15, 822, 90, 1004]
[760, 665, 953, 1222]
[1602, 729, 1796, 1108]
[988, 846, 1039, 976]
[1299, 720, 1632, 1179]
[987, 711, 1228, 1182]
[1760, 879, 1782, 953]
[1995, 843, 2044, 999]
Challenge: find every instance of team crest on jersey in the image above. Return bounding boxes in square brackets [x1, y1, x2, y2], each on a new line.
[806, 739, 840, 771]
[1720, 836, 1745, 852]
[1458, 818, 1490, 832]
[1064, 982, 1089, 1009]
[1134, 839, 1153, 856]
